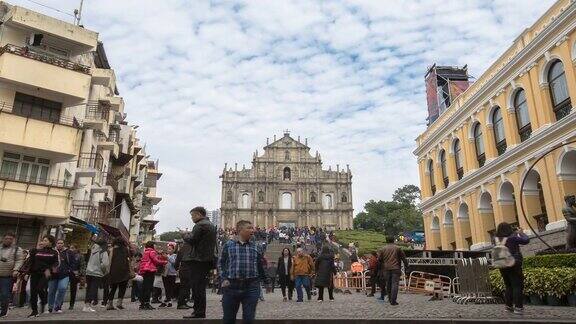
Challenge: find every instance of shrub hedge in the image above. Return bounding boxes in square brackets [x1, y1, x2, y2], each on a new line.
[523, 253, 576, 269]
[489, 267, 576, 297]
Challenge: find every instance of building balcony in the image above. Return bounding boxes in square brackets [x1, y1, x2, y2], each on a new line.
[84, 101, 111, 133]
[76, 153, 104, 178]
[0, 103, 81, 161]
[91, 68, 117, 90]
[95, 131, 120, 159]
[0, 44, 91, 98]
[0, 172, 72, 219]
[71, 200, 113, 224]
[4, 6, 98, 49]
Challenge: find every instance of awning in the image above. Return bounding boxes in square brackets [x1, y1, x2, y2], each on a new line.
[98, 222, 130, 242]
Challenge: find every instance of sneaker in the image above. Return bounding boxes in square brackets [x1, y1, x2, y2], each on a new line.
[390, 302, 399, 306]
[329, 298, 335, 302]
[54, 309, 63, 314]
[27, 311, 39, 318]
[513, 308, 524, 315]
[317, 299, 323, 302]
[159, 303, 167, 308]
[166, 303, 172, 308]
[68, 305, 74, 310]
[82, 306, 96, 313]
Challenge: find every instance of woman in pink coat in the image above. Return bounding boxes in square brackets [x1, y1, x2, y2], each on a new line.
[138, 241, 167, 310]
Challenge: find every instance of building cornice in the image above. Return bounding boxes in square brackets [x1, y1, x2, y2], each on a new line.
[414, 2, 576, 157]
[420, 112, 576, 211]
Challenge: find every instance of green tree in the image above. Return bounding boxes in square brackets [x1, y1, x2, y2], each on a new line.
[354, 185, 423, 237]
[392, 184, 421, 206]
[159, 231, 181, 242]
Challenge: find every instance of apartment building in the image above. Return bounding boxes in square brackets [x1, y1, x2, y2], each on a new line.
[414, 0, 576, 253]
[0, 3, 162, 249]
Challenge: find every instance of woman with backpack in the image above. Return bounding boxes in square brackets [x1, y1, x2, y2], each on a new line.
[138, 241, 167, 310]
[494, 222, 529, 315]
[25, 235, 58, 317]
[106, 238, 131, 310]
[84, 236, 110, 313]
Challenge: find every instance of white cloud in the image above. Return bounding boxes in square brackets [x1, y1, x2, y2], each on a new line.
[9, 0, 556, 232]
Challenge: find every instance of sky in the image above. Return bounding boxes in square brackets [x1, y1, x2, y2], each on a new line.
[10, 0, 556, 233]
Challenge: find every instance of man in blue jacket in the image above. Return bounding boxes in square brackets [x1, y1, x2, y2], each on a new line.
[47, 239, 79, 313]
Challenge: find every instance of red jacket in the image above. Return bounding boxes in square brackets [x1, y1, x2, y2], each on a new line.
[139, 248, 167, 274]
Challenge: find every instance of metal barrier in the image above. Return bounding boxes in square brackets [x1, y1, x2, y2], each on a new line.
[407, 271, 452, 298]
[333, 270, 407, 293]
[452, 257, 500, 304]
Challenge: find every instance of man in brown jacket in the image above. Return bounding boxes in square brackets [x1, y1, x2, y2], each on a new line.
[378, 237, 409, 306]
[290, 248, 314, 302]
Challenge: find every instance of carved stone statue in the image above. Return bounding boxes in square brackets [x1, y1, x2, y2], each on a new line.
[562, 195, 576, 250]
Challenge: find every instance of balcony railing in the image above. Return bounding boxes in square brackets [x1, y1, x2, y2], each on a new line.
[496, 140, 507, 156]
[0, 101, 81, 128]
[477, 153, 486, 168]
[77, 152, 104, 170]
[518, 124, 532, 142]
[554, 99, 572, 121]
[71, 200, 112, 224]
[0, 171, 73, 188]
[456, 167, 464, 180]
[0, 44, 90, 74]
[85, 102, 110, 122]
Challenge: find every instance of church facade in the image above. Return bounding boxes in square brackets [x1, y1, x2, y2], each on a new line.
[220, 132, 353, 230]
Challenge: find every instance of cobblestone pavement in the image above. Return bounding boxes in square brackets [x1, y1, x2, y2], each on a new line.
[3, 291, 576, 321]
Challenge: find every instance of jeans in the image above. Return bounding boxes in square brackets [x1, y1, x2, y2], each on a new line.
[48, 276, 69, 310]
[279, 279, 294, 299]
[131, 280, 141, 302]
[85, 275, 101, 305]
[500, 263, 524, 309]
[384, 270, 401, 303]
[190, 261, 211, 316]
[29, 273, 48, 313]
[294, 276, 311, 301]
[222, 280, 260, 324]
[0, 277, 13, 315]
[140, 272, 155, 306]
[69, 274, 79, 308]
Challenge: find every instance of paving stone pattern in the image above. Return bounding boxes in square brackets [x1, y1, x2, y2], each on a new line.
[3, 290, 576, 322]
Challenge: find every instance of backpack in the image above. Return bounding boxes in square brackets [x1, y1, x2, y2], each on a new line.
[492, 237, 515, 268]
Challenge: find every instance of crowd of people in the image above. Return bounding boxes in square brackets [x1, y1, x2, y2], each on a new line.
[0, 205, 532, 321]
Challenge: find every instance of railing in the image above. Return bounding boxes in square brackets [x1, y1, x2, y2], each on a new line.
[519, 124, 532, 142]
[71, 200, 112, 224]
[0, 44, 90, 74]
[554, 99, 572, 121]
[0, 171, 73, 188]
[77, 152, 104, 170]
[0, 101, 81, 127]
[85, 102, 110, 122]
[477, 153, 486, 168]
[495, 140, 507, 156]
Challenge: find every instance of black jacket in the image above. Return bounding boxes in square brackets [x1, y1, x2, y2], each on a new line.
[181, 218, 217, 263]
[276, 256, 293, 285]
[108, 246, 131, 284]
[314, 254, 336, 288]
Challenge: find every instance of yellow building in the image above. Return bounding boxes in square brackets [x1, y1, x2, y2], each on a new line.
[0, 2, 162, 248]
[414, 0, 576, 252]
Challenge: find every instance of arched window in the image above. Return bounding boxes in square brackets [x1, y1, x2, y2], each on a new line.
[492, 107, 506, 155]
[453, 139, 463, 180]
[428, 159, 436, 195]
[439, 150, 448, 188]
[226, 190, 232, 202]
[310, 191, 317, 203]
[258, 191, 265, 202]
[514, 89, 531, 141]
[341, 192, 347, 203]
[281, 192, 292, 209]
[548, 60, 572, 121]
[285, 150, 290, 161]
[323, 194, 333, 209]
[283, 167, 291, 180]
[473, 123, 486, 167]
[241, 193, 249, 208]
